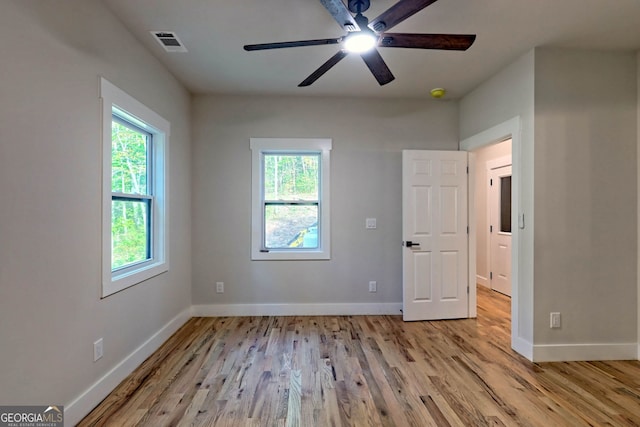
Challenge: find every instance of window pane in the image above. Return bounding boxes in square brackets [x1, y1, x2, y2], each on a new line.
[112, 119, 149, 194]
[500, 176, 512, 233]
[264, 154, 319, 201]
[265, 205, 318, 249]
[112, 199, 151, 270]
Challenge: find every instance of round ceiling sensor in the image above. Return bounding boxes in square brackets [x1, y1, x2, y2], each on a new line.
[430, 88, 446, 98]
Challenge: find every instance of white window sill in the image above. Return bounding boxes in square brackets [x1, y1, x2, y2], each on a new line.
[251, 250, 330, 261]
[103, 261, 168, 297]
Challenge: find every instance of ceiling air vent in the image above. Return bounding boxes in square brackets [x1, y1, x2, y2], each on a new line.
[150, 31, 187, 53]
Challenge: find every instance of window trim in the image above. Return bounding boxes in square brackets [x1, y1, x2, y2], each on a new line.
[250, 138, 331, 260]
[101, 77, 169, 297]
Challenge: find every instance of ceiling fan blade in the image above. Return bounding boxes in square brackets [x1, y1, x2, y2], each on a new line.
[379, 33, 476, 50]
[360, 49, 395, 85]
[299, 50, 349, 87]
[244, 38, 342, 51]
[319, 0, 360, 31]
[369, 0, 439, 32]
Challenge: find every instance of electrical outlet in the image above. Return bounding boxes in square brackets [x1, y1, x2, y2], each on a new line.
[93, 338, 103, 362]
[369, 281, 377, 292]
[216, 282, 224, 293]
[550, 312, 561, 329]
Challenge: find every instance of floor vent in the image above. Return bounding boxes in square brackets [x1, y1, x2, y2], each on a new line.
[151, 31, 188, 52]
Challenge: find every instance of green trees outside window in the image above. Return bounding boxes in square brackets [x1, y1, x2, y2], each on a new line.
[263, 154, 320, 249]
[111, 119, 152, 270]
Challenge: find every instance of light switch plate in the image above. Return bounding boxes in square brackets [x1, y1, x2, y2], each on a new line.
[366, 218, 377, 229]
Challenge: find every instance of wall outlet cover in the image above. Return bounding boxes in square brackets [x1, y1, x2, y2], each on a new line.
[93, 338, 104, 362]
[550, 312, 561, 328]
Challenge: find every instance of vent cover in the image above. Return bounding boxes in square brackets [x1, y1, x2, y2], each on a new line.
[150, 31, 187, 52]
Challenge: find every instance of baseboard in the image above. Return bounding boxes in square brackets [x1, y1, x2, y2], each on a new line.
[532, 342, 638, 362]
[191, 302, 403, 317]
[512, 336, 533, 361]
[64, 307, 192, 426]
[476, 275, 489, 288]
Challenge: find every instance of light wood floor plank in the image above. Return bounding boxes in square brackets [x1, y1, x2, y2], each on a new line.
[79, 287, 640, 426]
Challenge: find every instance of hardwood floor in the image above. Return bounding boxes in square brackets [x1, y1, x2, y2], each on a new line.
[79, 287, 640, 426]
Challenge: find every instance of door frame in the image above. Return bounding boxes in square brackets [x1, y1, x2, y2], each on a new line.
[460, 116, 525, 357]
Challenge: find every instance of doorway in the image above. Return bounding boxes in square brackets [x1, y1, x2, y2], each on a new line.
[488, 161, 512, 296]
[472, 140, 512, 299]
[461, 117, 527, 359]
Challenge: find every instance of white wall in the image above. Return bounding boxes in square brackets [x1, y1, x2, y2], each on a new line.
[473, 140, 512, 287]
[460, 50, 536, 350]
[534, 48, 637, 351]
[191, 95, 459, 309]
[0, 0, 191, 417]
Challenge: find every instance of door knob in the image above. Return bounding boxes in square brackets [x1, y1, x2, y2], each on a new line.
[405, 241, 420, 248]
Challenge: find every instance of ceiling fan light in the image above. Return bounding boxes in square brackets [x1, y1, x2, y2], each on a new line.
[344, 33, 377, 53]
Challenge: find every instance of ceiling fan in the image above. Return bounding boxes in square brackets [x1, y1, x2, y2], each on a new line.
[243, 0, 476, 87]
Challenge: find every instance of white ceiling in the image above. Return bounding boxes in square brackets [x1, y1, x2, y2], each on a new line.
[103, 0, 640, 99]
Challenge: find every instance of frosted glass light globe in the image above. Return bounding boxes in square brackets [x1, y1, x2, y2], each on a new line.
[344, 33, 376, 53]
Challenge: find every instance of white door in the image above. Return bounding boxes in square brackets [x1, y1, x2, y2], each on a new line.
[402, 150, 469, 321]
[489, 165, 512, 296]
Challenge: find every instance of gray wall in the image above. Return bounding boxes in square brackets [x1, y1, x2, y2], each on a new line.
[534, 48, 637, 344]
[191, 95, 459, 306]
[0, 0, 191, 407]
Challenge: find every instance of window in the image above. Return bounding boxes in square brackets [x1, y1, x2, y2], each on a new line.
[500, 175, 512, 233]
[101, 78, 169, 297]
[111, 117, 152, 270]
[250, 138, 331, 260]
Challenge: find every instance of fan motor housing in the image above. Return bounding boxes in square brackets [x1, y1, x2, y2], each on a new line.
[348, 0, 371, 14]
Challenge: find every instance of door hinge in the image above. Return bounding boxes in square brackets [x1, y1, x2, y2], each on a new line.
[467, 226, 469, 234]
[490, 178, 493, 186]
[466, 166, 469, 174]
[490, 225, 493, 232]
[490, 272, 493, 279]
[467, 285, 469, 294]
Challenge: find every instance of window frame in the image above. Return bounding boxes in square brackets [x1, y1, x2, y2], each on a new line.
[250, 138, 331, 260]
[101, 77, 169, 297]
